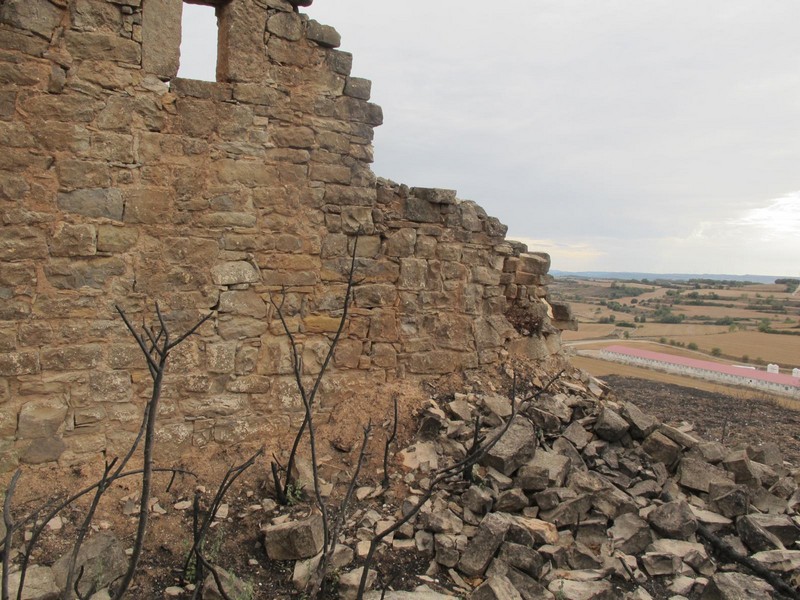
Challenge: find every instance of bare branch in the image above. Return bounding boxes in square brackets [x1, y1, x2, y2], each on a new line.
[381, 395, 398, 490]
[2, 470, 21, 600]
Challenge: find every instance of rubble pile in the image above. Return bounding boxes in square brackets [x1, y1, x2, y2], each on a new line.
[342, 367, 800, 599]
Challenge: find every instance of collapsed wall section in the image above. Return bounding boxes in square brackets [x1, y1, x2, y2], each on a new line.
[0, 0, 575, 470]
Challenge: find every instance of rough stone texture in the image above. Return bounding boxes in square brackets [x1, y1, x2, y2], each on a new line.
[700, 571, 775, 599]
[481, 419, 538, 476]
[262, 514, 325, 560]
[0, 0, 567, 465]
[52, 533, 127, 598]
[458, 513, 511, 577]
[647, 500, 698, 540]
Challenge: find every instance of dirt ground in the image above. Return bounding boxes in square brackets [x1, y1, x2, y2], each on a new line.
[603, 374, 800, 466]
[4, 365, 799, 599]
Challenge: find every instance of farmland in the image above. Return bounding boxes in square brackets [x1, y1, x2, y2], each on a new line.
[553, 275, 800, 386]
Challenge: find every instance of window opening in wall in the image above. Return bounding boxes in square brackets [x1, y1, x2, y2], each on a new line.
[178, 2, 219, 81]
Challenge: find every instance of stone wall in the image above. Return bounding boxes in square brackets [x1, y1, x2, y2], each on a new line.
[0, 0, 574, 470]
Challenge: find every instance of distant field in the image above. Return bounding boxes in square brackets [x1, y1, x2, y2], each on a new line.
[554, 275, 800, 369]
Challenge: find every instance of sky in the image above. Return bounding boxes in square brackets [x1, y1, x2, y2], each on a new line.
[179, 1, 800, 277]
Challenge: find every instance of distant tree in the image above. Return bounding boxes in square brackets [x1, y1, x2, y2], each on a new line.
[687, 342, 698, 350]
[711, 347, 722, 357]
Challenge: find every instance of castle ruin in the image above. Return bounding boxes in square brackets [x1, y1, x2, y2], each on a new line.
[0, 0, 574, 469]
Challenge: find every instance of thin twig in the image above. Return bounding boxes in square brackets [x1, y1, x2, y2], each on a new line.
[381, 395, 398, 490]
[62, 458, 118, 600]
[2, 470, 21, 600]
[309, 423, 372, 597]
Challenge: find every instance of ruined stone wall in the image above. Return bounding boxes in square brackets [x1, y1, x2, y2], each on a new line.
[0, 0, 574, 470]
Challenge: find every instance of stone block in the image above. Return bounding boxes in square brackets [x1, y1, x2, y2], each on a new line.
[306, 20, 341, 47]
[97, 225, 137, 253]
[0, 351, 39, 376]
[40, 344, 102, 370]
[648, 500, 697, 540]
[50, 223, 97, 257]
[620, 402, 658, 438]
[344, 77, 371, 100]
[701, 572, 775, 600]
[642, 431, 681, 467]
[0, 0, 63, 39]
[0, 226, 48, 260]
[262, 514, 325, 560]
[44, 257, 126, 289]
[211, 261, 259, 286]
[267, 11, 304, 40]
[609, 512, 652, 555]
[65, 31, 141, 63]
[354, 284, 397, 308]
[518, 253, 550, 275]
[0, 565, 58, 600]
[398, 258, 427, 290]
[20, 436, 66, 464]
[51, 533, 127, 598]
[17, 398, 68, 439]
[470, 575, 522, 600]
[458, 513, 510, 577]
[89, 371, 132, 403]
[480, 418, 537, 476]
[679, 457, 732, 493]
[57, 188, 124, 221]
[594, 407, 629, 441]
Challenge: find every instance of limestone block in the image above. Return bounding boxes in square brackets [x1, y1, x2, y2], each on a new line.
[354, 284, 397, 308]
[89, 371, 132, 403]
[0, 351, 39, 376]
[90, 225, 134, 252]
[326, 49, 353, 75]
[211, 261, 259, 286]
[205, 342, 236, 373]
[458, 513, 510, 577]
[1, 226, 48, 260]
[679, 457, 732, 493]
[181, 394, 247, 417]
[306, 20, 341, 48]
[341, 206, 374, 234]
[470, 575, 522, 600]
[262, 514, 325, 560]
[267, 11, 304, 40]
[648, 500, 697, 540]
[202, 567, 252, 600]
[497, 542, 543, 578]
[398, 258, 427, 290]
[344, 77, 372, 100]
[40, 344, 102, 371]
[701, 572, 775, 600]
[52, 532, 127, 598]
[642, 431, 681, 467]
[50, 223, 96, 257]
[368, 311, 398, 342]
[218, 290, 267, 318]
[594, 407, 629, 441]
[21, 437, 66, 465]
[0, 564, 58, 600]
[479, 418, 537, 477]
[57, 188, 124, 221]
[65, 31, 141, 63]
[17, 398, 68, 439]
[552, 579, 615, 600]
[518, 253, 550, 275]
[0, 0, 63, 39]
[44, 257, 127, 290]
[723, 449, 759, 484]
[610, 512, 652, 555]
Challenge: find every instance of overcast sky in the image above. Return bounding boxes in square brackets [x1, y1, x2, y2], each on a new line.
[180, 1, 800, 277]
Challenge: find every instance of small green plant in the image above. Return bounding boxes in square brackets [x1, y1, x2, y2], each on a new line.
[285, 483, 305, 506]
